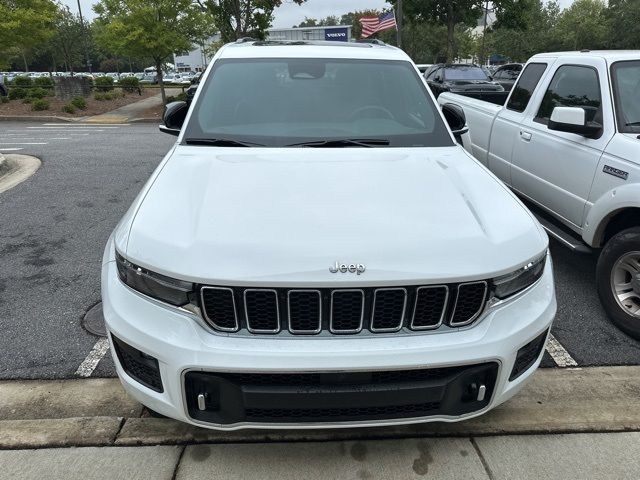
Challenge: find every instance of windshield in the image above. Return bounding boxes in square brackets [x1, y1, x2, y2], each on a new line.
[444, 66, 488, 81]
[183, 58, 453, 147]
[611, 60, 640, 134]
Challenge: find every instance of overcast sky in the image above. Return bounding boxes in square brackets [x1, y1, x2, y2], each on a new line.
[64, 0, 576, 26]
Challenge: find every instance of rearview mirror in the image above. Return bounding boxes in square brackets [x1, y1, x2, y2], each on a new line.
[548, 106, 602, 138]
[159, 101, 188, 136]
[442, 103, 468, 143]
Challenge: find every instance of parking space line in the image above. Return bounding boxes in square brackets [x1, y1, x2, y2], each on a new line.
[43, 123, 131, 126]
[546, 333, 578, 367]
[75, 338, 110, 377]
[0, 148, 23, 151]
[0, 142, 47, 145]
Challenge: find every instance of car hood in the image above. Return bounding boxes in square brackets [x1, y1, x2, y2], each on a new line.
[123, 146, 546, 286]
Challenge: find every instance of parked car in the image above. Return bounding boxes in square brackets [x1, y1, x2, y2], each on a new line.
[425, 64, 504, 98]
[439, 51, 640, 339]
[415, 63, 433, 74]
[139, 74, 158, 84]
[492, 63, 524, 92]
[103, 39, 555, 430]
[166, 73, 191, 85]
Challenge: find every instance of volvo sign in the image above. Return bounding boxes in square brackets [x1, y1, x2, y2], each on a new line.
[325, 27, 348, 42]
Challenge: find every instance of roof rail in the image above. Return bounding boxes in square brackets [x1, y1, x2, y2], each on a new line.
[356, 39, 386, 46]
[236, 37, 257, 44]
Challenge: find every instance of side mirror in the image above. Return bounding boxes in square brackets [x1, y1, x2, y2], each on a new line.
[442, 103, 468, 142]
[548, 106, 602, 138]
[159, 101, 188, 136]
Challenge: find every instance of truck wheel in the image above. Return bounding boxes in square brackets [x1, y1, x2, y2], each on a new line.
[596, 227, 640, 340]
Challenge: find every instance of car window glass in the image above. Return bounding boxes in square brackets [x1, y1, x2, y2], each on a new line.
[506, 63, 547, 113]
[444, 66, 487, 81]
[186, 58, 454, 148]
[610, 60, 640, 134]
[493, 70, 504, 80]
[535, 65, 602, 125]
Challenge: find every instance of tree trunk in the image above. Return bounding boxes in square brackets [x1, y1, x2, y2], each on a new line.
[22, 51, 29, 72]
[446, 6, 455, 63]
[156, 60, 166, 105]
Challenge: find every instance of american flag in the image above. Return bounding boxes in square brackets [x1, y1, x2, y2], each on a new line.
[359, 11, 397, 38]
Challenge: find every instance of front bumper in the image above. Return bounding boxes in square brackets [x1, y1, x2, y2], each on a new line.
[102, 251, 556, 430]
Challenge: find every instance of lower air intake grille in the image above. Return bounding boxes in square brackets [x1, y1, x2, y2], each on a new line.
[246, 402, 441, 421]
[111, 334, 163, 393]
[510, 329, 549, 381]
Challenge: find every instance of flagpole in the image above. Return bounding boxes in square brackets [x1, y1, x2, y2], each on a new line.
[396, 0, 403, 48]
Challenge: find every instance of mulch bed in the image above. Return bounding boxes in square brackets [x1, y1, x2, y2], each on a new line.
[0, 88, 157, 118]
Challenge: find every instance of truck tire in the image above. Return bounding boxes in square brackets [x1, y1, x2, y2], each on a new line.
[596, 227, 640, 340]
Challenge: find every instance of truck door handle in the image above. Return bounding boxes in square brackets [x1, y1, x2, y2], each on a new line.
[520, 131, 532, 142]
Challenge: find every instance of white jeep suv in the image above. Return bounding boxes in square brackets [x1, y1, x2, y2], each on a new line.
[102, 40, 556, 430]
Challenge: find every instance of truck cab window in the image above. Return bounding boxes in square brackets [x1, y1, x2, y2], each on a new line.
[534, 65, 602, 126]
[506, 63, 547, 113]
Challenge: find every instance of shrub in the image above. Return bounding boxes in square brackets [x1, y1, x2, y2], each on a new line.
[71, 96, 87, 109]
[27, 87, 47, 99]
[94, 76, 114, 92]
[62, 103, 76, 114]
[22, 97, 32, 104]
[13, 76, 32, 88]
[94, 92, 105, 101]
[31, 99, 49, 111]
[118, 76, 139, 93]
[8, 87, 26, 100]
[33, 76, 54, 89]
[0, 96, 8, 104]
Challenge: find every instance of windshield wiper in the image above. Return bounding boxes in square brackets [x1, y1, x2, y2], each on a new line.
[625, 122, 640, 126]
[286, 138, 390, 148]
[184, 138, 265, 147]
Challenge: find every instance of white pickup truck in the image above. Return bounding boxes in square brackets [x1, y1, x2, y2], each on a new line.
[439, 51, 640, 340]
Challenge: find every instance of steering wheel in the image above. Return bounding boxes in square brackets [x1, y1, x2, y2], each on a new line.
[349, 105, 394, 121]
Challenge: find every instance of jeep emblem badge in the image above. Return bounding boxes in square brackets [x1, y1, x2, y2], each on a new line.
[329, 261, 366, 275]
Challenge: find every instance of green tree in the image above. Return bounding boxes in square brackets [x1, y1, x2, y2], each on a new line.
[51, 6, 86, 74]
[482, 0, 561, 63]
[555, 0, 608, 50]
[0, 0, 58, 70]
[197, 0, 306, 43]
[93, 0, 212, 103]
[607, 0, 640, 49]
[391, 0, 487, 62]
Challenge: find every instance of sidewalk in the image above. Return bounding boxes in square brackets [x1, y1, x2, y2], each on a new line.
[82, 88, 183, 124]
[1, 433, 638, 479]
[1, 367, 639, 478]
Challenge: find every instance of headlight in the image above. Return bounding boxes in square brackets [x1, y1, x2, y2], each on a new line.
[492, 251, 547, 300]
[115, 251, 194, 306]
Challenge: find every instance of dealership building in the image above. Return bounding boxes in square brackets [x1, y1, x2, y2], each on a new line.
[174, 26, 352, 72]
[266, 25, 353, 43]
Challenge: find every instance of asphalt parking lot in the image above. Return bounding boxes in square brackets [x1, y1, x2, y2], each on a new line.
[0, 121, 639, 380]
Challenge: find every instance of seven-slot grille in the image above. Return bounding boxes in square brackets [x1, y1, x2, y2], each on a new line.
[200, 282, 488, 335]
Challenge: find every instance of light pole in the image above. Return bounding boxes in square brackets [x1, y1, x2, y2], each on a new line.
[396, 0, 403, 49]
[77, 0, 92, 73]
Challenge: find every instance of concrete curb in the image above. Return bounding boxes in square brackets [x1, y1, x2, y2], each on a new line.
[1, 366, 639, 449]
[0, 154, 42, 194]
[129, 118, 161, 124]
[0, 115, 75, 122]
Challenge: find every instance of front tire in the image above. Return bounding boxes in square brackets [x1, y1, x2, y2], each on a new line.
[596, 227, 640, 340]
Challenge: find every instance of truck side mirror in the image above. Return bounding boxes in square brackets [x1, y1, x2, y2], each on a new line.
[548, 106, 602, 138]
[159, 101, 188, 136]
[442, 103, 469, 143]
